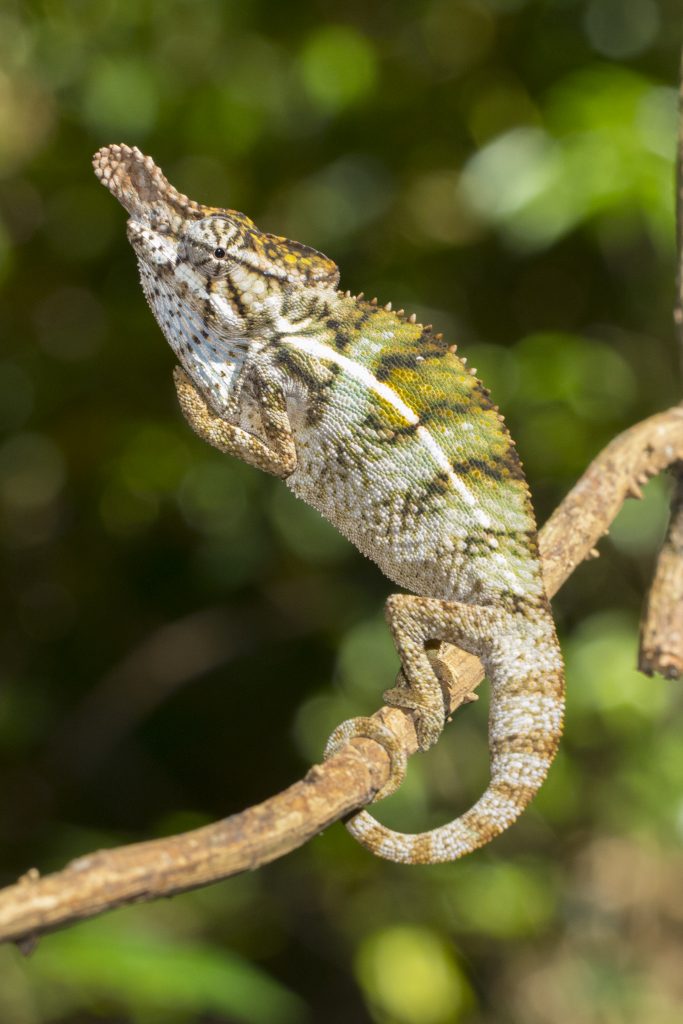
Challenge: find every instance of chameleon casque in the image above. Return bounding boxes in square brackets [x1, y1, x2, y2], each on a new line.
[93, 144, 565, 865]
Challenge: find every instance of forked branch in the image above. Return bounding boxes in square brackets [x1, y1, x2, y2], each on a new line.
[1, 404, 682, 947]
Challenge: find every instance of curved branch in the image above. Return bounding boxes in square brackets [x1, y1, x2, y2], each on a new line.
[1, 405, 682, 947]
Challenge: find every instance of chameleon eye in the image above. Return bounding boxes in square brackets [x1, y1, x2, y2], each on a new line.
[214, 247, 226, 259]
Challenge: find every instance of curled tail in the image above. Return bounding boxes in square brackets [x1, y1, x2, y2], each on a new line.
[343, 607, 564, 864]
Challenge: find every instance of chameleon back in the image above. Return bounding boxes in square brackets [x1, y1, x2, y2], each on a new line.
[279, 297, 545, 610]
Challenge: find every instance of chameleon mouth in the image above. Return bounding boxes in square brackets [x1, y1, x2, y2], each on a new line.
[125, 218, 177, 268]
[92, 144, 207, 234]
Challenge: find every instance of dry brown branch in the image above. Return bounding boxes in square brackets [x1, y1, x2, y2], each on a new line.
[637, 45, 683, 677]
[1, 404, 682, 948]
[639, 467, 683, 678]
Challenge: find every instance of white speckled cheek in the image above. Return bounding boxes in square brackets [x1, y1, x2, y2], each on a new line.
[173, 260, 207, 295]
[138, 267, 253, 417]
[128, 222, 177, 267]
[209, 292, 245, 331]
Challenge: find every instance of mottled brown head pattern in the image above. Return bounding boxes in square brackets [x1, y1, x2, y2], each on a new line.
[94, 144, 341, 418]
[93, 144, 339, 291]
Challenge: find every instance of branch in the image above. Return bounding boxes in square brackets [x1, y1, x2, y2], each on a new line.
[637, 42, 683, 677]
[639, 466, 683, 677]
[1, 404, 683, 948]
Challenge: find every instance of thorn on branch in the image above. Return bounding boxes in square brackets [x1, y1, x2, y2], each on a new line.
[15, 934, 39, 957]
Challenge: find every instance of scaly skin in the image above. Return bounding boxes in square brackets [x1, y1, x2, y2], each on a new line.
[94, 144, 564, 864]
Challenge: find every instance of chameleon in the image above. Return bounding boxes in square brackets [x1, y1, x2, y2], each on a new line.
[93, 143, 565, 865]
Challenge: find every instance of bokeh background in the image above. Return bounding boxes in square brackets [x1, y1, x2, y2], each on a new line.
[1, 0, 683, 1021]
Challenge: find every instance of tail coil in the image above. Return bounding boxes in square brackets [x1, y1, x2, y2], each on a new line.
[338, 607, 564, 864]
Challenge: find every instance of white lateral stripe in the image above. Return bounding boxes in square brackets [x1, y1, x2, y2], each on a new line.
[285, 333, 419, 424]
[283, 332, 490, 526]
[416, 426, 491, 528]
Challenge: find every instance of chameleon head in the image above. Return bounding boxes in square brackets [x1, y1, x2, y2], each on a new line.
[94, 144, 341, 415]
[93, 144, 340, 297]
[92, 143, 243, 270]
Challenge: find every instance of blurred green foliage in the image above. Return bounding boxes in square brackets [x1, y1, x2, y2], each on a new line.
[1, 0, 682, 1022]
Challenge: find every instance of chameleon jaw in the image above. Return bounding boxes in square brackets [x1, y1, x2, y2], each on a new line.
[126, 218, 177, 269]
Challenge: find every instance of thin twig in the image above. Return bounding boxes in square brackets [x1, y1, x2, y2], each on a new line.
[1, 404, 682, 947]
[639, 467, 683, 678]
[637, 41, 683, 677]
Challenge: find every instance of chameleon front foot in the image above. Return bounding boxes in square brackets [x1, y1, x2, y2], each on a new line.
[324, 716, 407, 801]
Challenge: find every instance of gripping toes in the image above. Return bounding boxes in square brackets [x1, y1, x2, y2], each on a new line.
[336, 598, 564, 864]
[382, 593, 451, 750]
[383, 593, 500, 751]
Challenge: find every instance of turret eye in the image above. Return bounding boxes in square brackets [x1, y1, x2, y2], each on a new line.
[214, 247, 226, 259]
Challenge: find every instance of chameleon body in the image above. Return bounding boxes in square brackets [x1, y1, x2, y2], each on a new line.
[94, 144, 564, 864]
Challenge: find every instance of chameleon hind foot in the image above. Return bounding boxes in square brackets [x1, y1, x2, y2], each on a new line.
[381, 678, 445, 752]
[382, 593, 507, 752]
[324, 716, 407, 801]
[381, 593, 455, 751]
